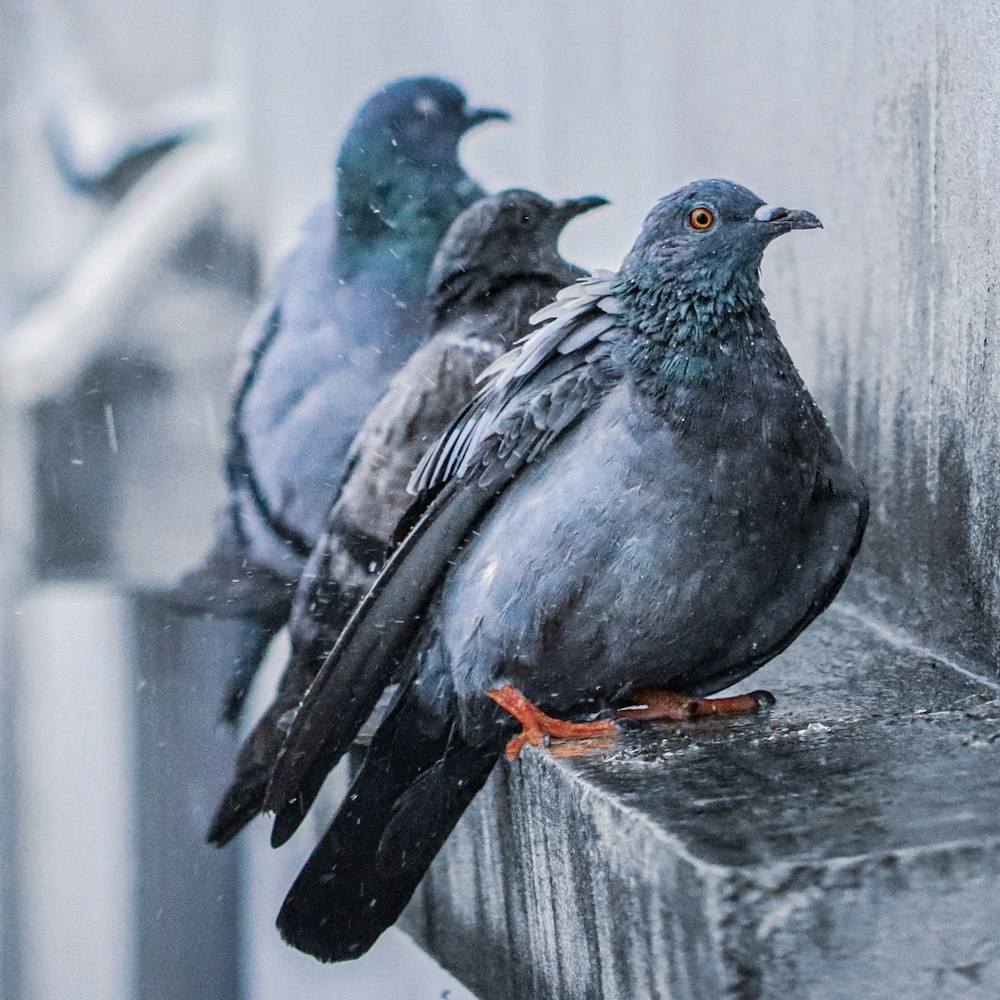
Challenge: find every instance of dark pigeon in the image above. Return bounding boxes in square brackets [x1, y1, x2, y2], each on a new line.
[265, 179, 869, 962]
[174, 77, 508, 721]
[206, 188, 608, 846]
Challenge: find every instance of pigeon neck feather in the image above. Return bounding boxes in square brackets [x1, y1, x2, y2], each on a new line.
[613, 260, 774, 391]
[334, 143, 475, 303]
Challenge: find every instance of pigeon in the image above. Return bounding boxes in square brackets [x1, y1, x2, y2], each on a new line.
[264, 179, 869, 962]
[205, 188, 609, 847]
[174, 77, 508, 721]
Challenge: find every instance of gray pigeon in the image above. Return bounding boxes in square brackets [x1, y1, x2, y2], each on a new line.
[206, 189, 608, 846]
[174, 77, 508, 721]
[265, 179, 869, 962]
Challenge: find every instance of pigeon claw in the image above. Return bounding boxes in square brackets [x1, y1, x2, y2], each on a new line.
[486, 684, 617, 761]
[616, 687, 776, 721]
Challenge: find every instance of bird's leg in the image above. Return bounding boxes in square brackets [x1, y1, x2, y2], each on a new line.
[486, 684, 617, 761]
[616, 687, 776, 722]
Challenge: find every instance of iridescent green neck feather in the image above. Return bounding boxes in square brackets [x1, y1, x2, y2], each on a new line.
[335, 143, 480, 304]
[613, 263, 774, 394]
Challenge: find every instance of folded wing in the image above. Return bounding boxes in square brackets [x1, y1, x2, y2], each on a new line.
[265, 274, 628, 838]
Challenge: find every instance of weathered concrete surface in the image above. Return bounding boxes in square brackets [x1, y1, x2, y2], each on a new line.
[402, 602, 1000, 999]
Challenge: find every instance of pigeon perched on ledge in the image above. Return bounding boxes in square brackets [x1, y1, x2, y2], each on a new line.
[266, 178, 869, 962]
[206, 188, 608, 846]
[174, 77, 508, 721]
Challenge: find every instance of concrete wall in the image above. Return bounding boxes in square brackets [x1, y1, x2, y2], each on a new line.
[242, 0, 1000, 678]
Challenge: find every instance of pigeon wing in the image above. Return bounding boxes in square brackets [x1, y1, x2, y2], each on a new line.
[265, 277, 628, 828]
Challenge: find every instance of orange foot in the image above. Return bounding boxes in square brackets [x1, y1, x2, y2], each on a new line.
[486, 684, 617, 760]
[616, 687, 776, 722]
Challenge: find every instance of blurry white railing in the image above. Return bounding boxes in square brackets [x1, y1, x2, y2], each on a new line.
[0, 137, 236, 406]
[0, 137, 237, 589]
[0, 136, 241, 1000]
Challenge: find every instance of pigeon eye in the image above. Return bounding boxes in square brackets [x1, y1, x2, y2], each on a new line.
[689, 207, 714, 230]
[520, 214, 533, 226]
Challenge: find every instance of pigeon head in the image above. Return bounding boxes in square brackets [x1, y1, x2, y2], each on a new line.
[615, 179, 821, 338]
[349, 77, 508, 166]
[334, 77, 509, 296]
[622, 179, 821, 283]
[337, 77, 508, 179]
[428, 188, 608, 310]
[614, 180, 822, 386]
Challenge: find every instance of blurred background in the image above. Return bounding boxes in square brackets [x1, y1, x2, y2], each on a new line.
[4, 1, 1000, 998]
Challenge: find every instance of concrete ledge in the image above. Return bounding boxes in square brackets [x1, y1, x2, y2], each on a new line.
[400, 602, 1000, 1000]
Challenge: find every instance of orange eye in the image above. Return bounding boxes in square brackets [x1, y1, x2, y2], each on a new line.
[689, 207, 714, 230]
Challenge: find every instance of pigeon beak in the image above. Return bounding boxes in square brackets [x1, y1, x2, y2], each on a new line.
[462, 107, 511, 130]
[753, 204, 823, 232]
[556, 195, 611, 221]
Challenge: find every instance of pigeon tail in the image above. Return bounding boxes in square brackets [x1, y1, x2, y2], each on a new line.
[208, 619, 343, 845]
[217, 618, 287, 724]
[276, 685, 499, 962]
[171, 520, 296, 723]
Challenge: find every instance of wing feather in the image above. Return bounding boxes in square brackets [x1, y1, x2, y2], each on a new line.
[411, 273, 627, 495]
